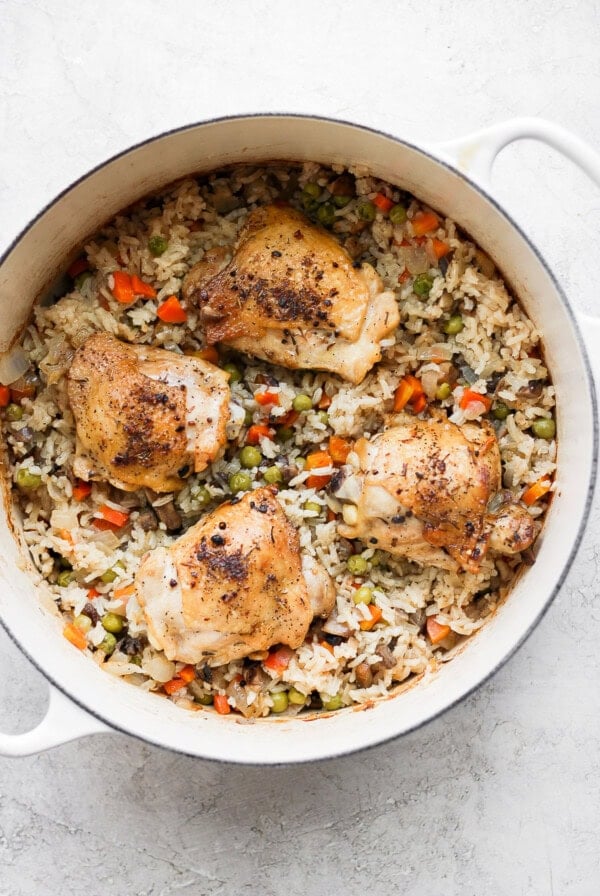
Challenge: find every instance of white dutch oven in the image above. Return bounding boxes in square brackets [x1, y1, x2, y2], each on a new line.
[1, 116, 599, 763]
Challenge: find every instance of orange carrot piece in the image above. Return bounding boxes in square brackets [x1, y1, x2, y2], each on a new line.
[411, 393, 427, 414]
[110, 271, 135, 304]
[522, 478, 551, 506]
[255, 390, 280, 406]
[326, 508, 339, 523]
[426, 616, 451, 644]
[278, 409, 300, 427]
[432, 238, 450, 259]
[177, 665, 196, 684]
[113, 583, 135, 602]
[320, 640, 335, 655]
[87, 587, 100, 600]
[411, 211, 440, 236]
[72, 479, 92, 501]
[317, 393, 332, 410]
[329, 435, 352, 465]
[67, 257, 89, 278]
[359, 605, 383, 631]
[305, 450, 333, 489]
[157, 295, 187, 323]
[57, 528, 73, 545]
[63, 622, 87, 650]
[264, 645, 294, 673]
[164, 677, 187, 695]
[213, 694, 231, 715]
[393, 378, 415, 412]
[190, 346, 219, 364]
[131, 274, 157, 299]
[398, 269, 411, 284]
[92, 518, 119, 532]
[0, 385, 10, 407]
[460, 389, 492, 412]
[246, 423, 273, 445]
[97, 504, 130, 528]
[373, 193, 394, 213]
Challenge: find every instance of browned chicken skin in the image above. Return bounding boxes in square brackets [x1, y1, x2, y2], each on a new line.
[333, 415, 536, 572]
[183, 205, 400, 384]
[135, 487, 336, 665]
[67, 332, 230, 493]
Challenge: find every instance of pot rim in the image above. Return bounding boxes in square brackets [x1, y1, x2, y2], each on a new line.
[0, 112, 597, 763]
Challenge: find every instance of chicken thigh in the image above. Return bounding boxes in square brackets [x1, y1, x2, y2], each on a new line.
[183, 205, 400, 384]
[135, 487, 336, 666]
[67, 332, 230, 493]
[332, 415, 535, 572]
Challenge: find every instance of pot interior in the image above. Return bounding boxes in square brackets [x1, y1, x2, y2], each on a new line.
[0, 116, 595, 762]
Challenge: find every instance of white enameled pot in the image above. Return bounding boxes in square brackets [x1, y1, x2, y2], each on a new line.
[1, 116, 599, 763]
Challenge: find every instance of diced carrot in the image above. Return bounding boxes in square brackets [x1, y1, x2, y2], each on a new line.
[0, 385, 10, 407]
[113, 584, 135, 603]
[398, 269, 411, 284]
[412, 393, 427, 414]
[264, 645, 294, 673]
[131, 274, 157, 299]
[63, 622, 87, 650]
[305, 450, 333, 489]
[522, 478, 551, 506]
[97, 504, 130, 528]
[255, 390, 280, 406]
[72, 479, 92, 502]
[178, 665, 196, 684]
[359, 605, 383, 631]
[320, 640, 335, 655]
[110, 271, 135, 304]
[411, 211, 440, 236]
[157, 295, 187, 323]
[164, 677, 187, 695]
[317, 393, 332, 410]
[92, 518, 119, 531]
[326, 508, 339, 522]
[57, 528, 73, 545]
[459, 389, 492, 412]
[246, 423, 274, 445]
[393, 378, 415, 412]
[426, 616, 451, 644]
[373, 193, 394, 213]
[432, 238, 450, 259]
[87, 587, 100, 600]
[329, 435, 352, 465]
[278, 409, 300, 427]
[67, 257, 89, 278]
[189, 346, 219, 364]
[213, 694, 231, 715]
[404, 374, 424, 395]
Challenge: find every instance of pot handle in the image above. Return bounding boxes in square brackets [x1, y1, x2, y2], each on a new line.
[439, 117, 600, 381]
[0, 684, 110, 757]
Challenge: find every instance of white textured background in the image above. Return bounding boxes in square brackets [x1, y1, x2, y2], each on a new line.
[1, 2, 600, 894]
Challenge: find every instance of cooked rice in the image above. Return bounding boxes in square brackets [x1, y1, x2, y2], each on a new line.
[0, 162, 556, 718]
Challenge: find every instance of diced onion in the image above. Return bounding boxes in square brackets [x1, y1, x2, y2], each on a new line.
[0, 345, 29, 385]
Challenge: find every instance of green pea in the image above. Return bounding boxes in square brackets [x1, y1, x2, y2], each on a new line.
[191, 484, 211, 508]
[369, 550, 385, 568]
[263, 466, 283, 485]
[6, 403, 23, 422]
[102, 612, 124, 634]
[353, 585, 373, 605]
[288, 687, 307, 705]
[292, 393, 313, 412]
[303, 501, 321, 514]
[276, 427, 294, 442]
[302, 196, 319, 213]
[229, 471, 252, 494]
[74, 615, 92, 633]
[320, 693, 343, 711]
[101, 567, 118, 584]
[444, 314, 464, 335]
[129, 655, 142, 667]
[270, 691, 289, 713]
[532, 418, 556, 439]
[413, 273, 434, 297]
[244, 409, 254, 426]
[303, 182, 321, 200]
[317, 411, 329, 426]
[389, 204, 407, 225]
[493, 403, 509, 421]
[56, 570, 73, 587]
[333, 195, 352, 208]
[240, 446, 262, 468]
[194, 692, 213, 705]
[74, 271, 92, 290]
[357, 200, 376, 221]
[347, 555, 368, 575]
[223, 362, 242, 383]
[436, 382, 452, 401]
[317, 202, 336, 226]
[148, 234, 169, 256]
[15, 469, 41, 490]
[98, 633, 117, 656]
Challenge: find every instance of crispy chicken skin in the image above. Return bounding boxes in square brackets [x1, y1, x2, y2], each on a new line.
[135, 487, 336, 666]
[67, 332, 230, 493]
[183, 205, 400, 384]
[333, 415, 535, 572]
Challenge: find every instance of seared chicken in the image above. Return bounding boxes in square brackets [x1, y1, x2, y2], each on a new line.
[135, 487, 336, 665]
[332, 415, 535, 572]
[183, 205, 400, 384]
[68, 332, 230, 493]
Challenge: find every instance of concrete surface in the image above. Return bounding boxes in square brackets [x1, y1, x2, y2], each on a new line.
[1, 1, 600, 893]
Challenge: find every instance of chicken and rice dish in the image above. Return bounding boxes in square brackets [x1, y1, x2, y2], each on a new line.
[0, 162, 557, 718]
